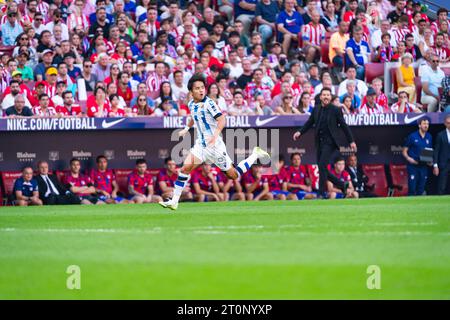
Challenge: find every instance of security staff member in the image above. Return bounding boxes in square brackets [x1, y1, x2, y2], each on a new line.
[402, 118, 433, 196]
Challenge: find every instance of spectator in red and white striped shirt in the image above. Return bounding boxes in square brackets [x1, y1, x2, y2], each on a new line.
[433, 33, 450, 63]
[33, 93, 58, 117]
[146, 61, 168, 99]
[301, 10, 325, 65]
[359, 87, 385, 114]
[431, 8, 449, 36]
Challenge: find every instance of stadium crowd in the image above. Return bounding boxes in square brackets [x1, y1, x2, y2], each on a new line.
[12, 153, 369, 206]
[0, 0, 449, 118]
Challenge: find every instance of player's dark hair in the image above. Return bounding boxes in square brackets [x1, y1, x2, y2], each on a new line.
[22, 166, 33, 173]
[109, 94, 119, 102]
[437, 7, 448, 15]
[96, 155, 107, 163]
[62, 91, 72, 99]
[136, 159, 147, 165]
[320, 88, 332, 95]
[417, 117, 430, 125]
[164, 157, 173, 164]
[334, 155, 345, 164]
[70, 158, 80, 165]
[38, 93, 49, 100]
[187, 74, 206, 92]
[9, 80, 20, 86]
[290, 152, 301, 161]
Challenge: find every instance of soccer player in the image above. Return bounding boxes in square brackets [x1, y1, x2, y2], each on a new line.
[64, 158, 105, 205]
[191, 164, 224, 202]
[217, 171, 246, 201]
[327, 156, 359, 199]
[128, 159, 163, 204]
[157, 157, 193, 201]
[13, 167, 43, 206]
[242, 163, 273, 201]
[159, 75, 270, 210]
[90, 155, 129, 204]
[286, 153, 316, 200]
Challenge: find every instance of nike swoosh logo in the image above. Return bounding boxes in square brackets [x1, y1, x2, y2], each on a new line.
[102, 118, 126, 129]
[404, 114, 424, 124]
[286, 19, 296, 24]
[255, 116, 278, 126]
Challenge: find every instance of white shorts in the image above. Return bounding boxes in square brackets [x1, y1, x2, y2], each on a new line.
[190, 138, 233, 171]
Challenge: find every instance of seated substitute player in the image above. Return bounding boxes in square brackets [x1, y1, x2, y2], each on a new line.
[191, 164, 224, 202]
[159, 75, 270, 210]
[267, 158, 295, 200]
[128, 159, 163, 204]
[286, 153, 317, 200]
[90, 155, 129, 204]
[243, 163, 274, 201]
[64, 158, 105, 205]
[13, 166, 43, 206]
[327, 156, 359, 199]
[157, 157, 193, 201]
[217, 171, 246, 201]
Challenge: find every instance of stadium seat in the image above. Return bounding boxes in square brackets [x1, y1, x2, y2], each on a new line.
[55, 170, 68, 184]
[305, 164, 319, 191]
[365, 63, 384, 83]
[388, 164, 408, 197]
[415, 77, 423, 105]
[361, 164, 389, 197]
[390, 67, 398, 94]
[0, 171, 22, 205]
[114, 169, 134, 196]
[321, 43, 330, 65]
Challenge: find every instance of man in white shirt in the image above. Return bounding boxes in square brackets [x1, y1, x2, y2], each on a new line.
[421, 53, 445, 112]
[227, 50, 243, 79]
[371, 19, 397, 49]
[1, 80, 32, 111]
[45, 9, 69, 41]
[337, 66, 368, 97]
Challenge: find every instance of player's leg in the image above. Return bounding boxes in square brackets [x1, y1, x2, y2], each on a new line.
[274, 192, 286, 200]
[260, 192, 274, 201]
[16, 199, 28, 206]
[287, 193, 297, 200]
[231, 192, 245, 201]
[149, 195, 163, 203]
[194, 194, 205, 202]
[224, 147, 270, 180]
[328, 192, 337, 199]
[132, 195, 145, 204]
[245, 192, 254, 201]
[160, 150, 203, 210]
[80, 198, 93, 205]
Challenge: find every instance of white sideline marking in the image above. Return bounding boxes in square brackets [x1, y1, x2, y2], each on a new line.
[1, 227, 448, 237]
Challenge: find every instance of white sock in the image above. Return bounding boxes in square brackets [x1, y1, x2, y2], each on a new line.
[236, 152, 258, 177]
[172, 172, 190, 203]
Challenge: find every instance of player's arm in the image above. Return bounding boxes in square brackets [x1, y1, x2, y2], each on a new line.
[15, 190, 28, 201]
[327, 180, 341, 193]
[222, 179, 232, 193]
[255, 181, 270, 201]
[159, 180, 172, 193]
[147, 184, 155, 199]
[246, 178, 261, 193]
[210, 176, 220, 195]
[208, 113, 226, 146]
[128, 184, 143, 197]
[233, 179, 243, 193]
[287, 181, 312, 192]
[111, 180, 119, 198]
[178, 116, 194, 137]
[192, 182, 215, 197]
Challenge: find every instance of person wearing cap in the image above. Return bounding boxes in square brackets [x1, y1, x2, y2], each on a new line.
[359, 87, 385, 114]
[1, 10, 23, 46]
[44, 67, 59, 97]
[16, 52, 34, 82]
[1, 80, 32, 110]
[33, 49, 54, 81]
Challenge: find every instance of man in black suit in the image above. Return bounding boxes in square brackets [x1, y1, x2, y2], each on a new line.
[35, 161, 81, 205]
[346, 154, 376, 198]
[293, 88, 357, 196]
[433, 114, 450, 195]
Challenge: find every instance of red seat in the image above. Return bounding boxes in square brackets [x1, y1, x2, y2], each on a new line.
[305, 164, 319, 191]
[365, 63, 384, 83]
[362, 164, 389, 197]
[415, 77, 423, 104]
[321, 42, 330, 65]
[114, 169, 134, 196]
[0, 171, 22, 202]
[55, 170, 69, 184]
[389, 164, 408, 197]
[390, 67, 398, 93]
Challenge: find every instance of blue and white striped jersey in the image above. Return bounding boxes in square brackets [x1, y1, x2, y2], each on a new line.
[188, 96, 223, 147]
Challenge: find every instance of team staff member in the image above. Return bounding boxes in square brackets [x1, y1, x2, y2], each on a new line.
[402, 118, 433, 196]
[13, 167, 43, 206]
[433, 114, 450, 195]
[293, 88, 357, 197]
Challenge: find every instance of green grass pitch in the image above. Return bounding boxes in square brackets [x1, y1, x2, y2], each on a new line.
[0, 196, 449, 299]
